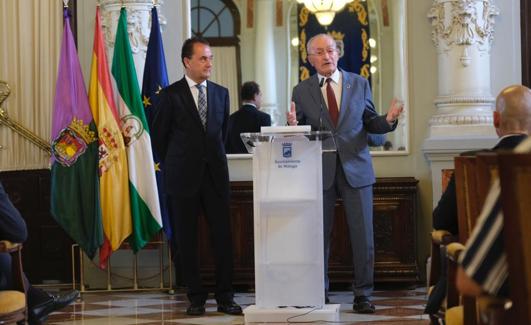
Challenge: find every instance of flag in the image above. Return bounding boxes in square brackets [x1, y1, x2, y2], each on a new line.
[112, 8, 162, 252]
[88, 7, 132, 267]
[142, 6, 171, 240]
[50, 8, 102, 259]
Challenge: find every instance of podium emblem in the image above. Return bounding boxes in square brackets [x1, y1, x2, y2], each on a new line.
[282, 142, 292, 158]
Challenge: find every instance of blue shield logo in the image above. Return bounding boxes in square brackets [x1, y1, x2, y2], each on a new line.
[282, 143, 292, 158]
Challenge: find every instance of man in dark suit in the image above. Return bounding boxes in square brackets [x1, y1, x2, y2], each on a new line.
[0, 181, 79, 324]
[425, 85, 530, 316]
[151, 37, 241, 316]
[225, 81, 271, 153]
[457, 85, 531, 299]
[432, 89, 531, 234]
[287, 33, 403, 313]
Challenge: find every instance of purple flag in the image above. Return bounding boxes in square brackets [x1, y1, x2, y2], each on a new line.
[50, 9, 103, 259]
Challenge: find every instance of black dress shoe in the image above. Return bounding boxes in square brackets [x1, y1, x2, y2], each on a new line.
[51, 290, 79, 311]
[186, 302, 206, 316]
[217, 300, 243, 315]
[353, 296, 375, 314]
[29, 290, 79, 324]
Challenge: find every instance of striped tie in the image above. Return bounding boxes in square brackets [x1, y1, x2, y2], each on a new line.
[196, 84, 207, 129]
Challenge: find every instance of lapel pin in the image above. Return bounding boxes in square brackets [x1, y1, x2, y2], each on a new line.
[346, 84, 351, 89]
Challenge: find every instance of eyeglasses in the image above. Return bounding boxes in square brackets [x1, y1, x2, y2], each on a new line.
[309, 48, 337, 57]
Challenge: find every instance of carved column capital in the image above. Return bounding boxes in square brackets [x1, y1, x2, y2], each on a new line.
[428, 0, 498, 66]
[99, 0, 166, 55]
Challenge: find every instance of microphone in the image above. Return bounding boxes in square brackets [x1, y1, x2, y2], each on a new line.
[318, 77, 326, 131]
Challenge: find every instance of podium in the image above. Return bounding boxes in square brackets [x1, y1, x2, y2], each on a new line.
[241, 126, 340, 323]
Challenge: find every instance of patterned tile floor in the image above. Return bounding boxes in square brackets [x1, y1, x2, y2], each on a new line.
[46, 288, 430, 324]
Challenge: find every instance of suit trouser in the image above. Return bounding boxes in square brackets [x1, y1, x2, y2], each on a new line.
[323, 161, 374, 298]
[168, 169, 234, 304]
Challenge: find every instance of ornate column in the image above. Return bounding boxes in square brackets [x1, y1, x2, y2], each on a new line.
[99, 0, 166, 84]
[427, 0, 499, 138]
[423, 0, 499, 206]
[254, 0, 279, 125]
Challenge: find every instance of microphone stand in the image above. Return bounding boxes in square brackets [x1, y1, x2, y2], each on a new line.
[318, 77, 326, 132]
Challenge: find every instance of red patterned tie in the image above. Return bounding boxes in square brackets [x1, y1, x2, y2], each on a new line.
[326, 78, 339, 127]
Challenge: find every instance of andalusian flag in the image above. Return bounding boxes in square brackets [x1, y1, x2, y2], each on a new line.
[50, 8, 102, 259]
[112, 8, 162, 252]
[88, 7, 132, 267]
[142, 6, 171, 240]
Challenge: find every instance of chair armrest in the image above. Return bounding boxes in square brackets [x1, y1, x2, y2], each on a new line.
[432, 230, 456, 245]
[0, 240, 22, 253]
[446, 242, 466, 262]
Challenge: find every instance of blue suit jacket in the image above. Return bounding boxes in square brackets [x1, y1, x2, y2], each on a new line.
[151, 77, 230, 197]
[292, 71, 396, 190]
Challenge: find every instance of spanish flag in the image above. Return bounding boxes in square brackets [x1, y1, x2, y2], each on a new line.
[88, 7, 132, 268]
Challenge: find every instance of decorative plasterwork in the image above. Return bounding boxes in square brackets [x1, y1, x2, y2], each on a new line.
[99, 0, 166, 55]
[433, 95, 495, 105]
[428, 0, 499, 65]
[429, 114, 493, 126]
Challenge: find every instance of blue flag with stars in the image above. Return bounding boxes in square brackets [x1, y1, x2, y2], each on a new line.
[142, 6, 171, 240]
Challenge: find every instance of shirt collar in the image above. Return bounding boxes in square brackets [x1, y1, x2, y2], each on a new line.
[317, 69, 341, 86]
[242, 101, 257, 108]
[185, 74, 207, 89]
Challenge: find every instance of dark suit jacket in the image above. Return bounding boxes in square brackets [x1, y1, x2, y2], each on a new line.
[432, 134, 528, 234]
[225, 104, 271, 154]
[0, 181, 27, 290]
[292, 70, 396, 190]
[150, 77, 230, 198]
[0, 182, 27, 243]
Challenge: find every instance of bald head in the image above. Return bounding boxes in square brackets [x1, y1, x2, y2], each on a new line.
[494, 85, 531, 136]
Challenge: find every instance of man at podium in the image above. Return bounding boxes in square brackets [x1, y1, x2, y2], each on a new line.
[287, 33, 404, 313]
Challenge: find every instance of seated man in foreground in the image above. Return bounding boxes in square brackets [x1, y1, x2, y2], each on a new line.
[0, 181, 79, 324]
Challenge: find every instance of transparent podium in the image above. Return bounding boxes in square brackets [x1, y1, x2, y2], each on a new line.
[241, 126, 340, 323]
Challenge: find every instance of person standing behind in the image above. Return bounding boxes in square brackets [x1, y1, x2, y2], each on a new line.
[287, 33, 403, 313]
[225, 81, 271, 153]
[151, 37, 242, 316]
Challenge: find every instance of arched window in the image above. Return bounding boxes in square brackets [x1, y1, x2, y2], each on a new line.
[191, 0, 241, 111]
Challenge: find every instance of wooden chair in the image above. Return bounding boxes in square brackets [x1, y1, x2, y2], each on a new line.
[498, 152, 531, 324]
[475, 153, 499, 207]
[0, 240, 27, 324]
[446, 156, 481, 325]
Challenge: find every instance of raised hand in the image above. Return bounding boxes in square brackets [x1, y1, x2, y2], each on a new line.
[287, 101, 298, 125]
[386, 98, 404, 124]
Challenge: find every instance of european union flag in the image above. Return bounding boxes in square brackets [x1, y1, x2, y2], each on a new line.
[142, 6, 171, 240]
